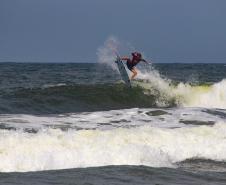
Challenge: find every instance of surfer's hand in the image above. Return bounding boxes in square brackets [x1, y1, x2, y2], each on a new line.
[144, 61, 151, 65]
[142, 59, 151, 65]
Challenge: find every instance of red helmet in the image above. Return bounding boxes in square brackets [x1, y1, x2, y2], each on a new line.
[132, 52, 142, 59]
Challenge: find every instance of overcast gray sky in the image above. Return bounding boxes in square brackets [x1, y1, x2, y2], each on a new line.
[1, 0, 226, 63]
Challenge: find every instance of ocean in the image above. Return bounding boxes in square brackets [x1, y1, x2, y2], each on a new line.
[0, 62, 226, 185]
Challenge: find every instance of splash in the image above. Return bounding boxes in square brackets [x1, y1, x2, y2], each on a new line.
[97, 36, 137, 71]
[97, 36, 120, 70]
[134, 68, 226, 109]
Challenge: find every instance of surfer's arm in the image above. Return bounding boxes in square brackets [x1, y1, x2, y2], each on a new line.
[120, 57, 130, 61]
[141, 59, 148, 63]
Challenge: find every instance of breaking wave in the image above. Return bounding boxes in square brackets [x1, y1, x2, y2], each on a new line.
[0, 122, 226, 172]
[1, 75, 226, 114]
[133, 67, 226, 109]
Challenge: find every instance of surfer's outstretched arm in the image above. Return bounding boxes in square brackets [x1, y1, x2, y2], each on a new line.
[141, 59, 150, 64]
[120, 57, 130, 61]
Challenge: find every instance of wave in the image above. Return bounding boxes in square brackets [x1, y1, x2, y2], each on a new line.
[96, 37, 226, 109]
[0, 65, 226, 114]
[0, 84, 177, 114]
[0, 122, 226, 172]
[133, 68, 226, 109]
[1, 80, 226, 115]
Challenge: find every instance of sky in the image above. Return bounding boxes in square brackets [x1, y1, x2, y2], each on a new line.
[1, 0, 226, 63]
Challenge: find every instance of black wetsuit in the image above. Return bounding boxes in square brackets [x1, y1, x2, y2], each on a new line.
[126, 59, 143, 71]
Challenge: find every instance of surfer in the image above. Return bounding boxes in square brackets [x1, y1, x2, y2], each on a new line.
[120, 52, 150, 80]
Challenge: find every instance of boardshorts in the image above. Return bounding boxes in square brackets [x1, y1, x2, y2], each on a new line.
[126, 61, 135, 71]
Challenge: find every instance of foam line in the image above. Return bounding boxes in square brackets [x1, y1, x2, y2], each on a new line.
[0, 122, 226, 172]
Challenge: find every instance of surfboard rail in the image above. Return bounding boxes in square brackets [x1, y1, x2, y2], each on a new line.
[115, 59, 131, 87]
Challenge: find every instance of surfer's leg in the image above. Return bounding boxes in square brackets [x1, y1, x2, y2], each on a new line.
[131, 68, 137, 80]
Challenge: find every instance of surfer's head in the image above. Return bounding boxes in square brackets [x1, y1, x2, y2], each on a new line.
[132, 52, 142, 60]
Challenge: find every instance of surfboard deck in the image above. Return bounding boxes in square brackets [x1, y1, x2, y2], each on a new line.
[115, 59, 131, 87]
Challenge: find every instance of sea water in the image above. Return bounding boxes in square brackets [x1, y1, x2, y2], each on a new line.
[0, 63, 226, 185]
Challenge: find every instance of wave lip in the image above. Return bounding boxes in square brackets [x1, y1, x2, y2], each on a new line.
[181, 79, 226, 109]
[135, 70, 226, 109]
[0, 122, 226, 172]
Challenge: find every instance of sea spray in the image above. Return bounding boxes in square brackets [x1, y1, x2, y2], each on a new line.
[97, 36, 120, 70]
[97, 36, 141, 70]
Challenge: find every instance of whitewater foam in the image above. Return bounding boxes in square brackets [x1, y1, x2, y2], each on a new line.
[0, 108, 222, 131]
[0, 121, 226, 172]
[135, 68, 226, 109]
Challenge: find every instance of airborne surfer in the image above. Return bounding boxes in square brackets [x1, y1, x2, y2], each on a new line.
[120, 52, 150, 80]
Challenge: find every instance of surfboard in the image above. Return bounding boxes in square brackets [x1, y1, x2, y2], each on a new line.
[115, 58, 131, 87]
